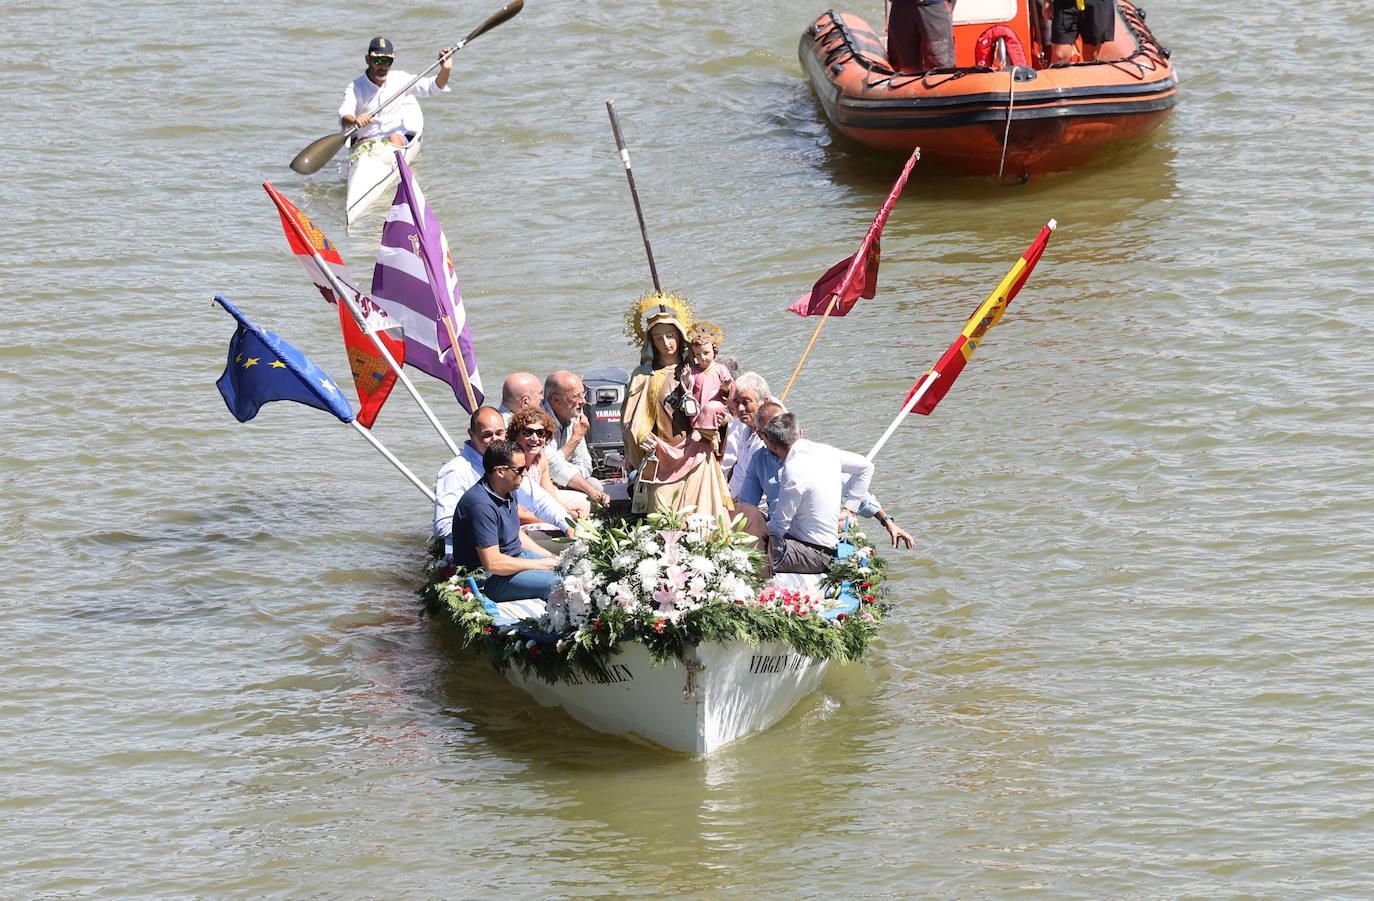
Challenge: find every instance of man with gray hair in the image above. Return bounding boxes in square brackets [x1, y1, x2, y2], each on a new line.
[723, 371, 771, 495]
[541, 370, 610, 513]
[760, 411, 874, 573]
[739, 402, 913, 550]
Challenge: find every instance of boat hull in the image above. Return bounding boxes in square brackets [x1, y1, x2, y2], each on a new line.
[799, 1, 1177, 177]
[345, 126, 423, 225]
[504, 639, 830, 754]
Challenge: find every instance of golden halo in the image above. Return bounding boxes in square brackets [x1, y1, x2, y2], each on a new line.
[624, 290, 695, 348]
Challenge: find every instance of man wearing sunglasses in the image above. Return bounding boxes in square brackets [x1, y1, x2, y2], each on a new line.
[338, 36, 453, 148]
[433, 406, 571, 540]
[451, 439, 561, 602]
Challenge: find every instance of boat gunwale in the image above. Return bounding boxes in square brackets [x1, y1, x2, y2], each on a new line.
[799, 4, 1176, 137]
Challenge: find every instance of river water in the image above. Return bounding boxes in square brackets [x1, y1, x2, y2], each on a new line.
[4, 0, 1372, 897]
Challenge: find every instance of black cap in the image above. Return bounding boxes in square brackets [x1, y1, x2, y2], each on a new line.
[367, 36, 395, 57]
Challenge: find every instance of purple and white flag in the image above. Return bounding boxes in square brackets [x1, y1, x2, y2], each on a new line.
[370, 153, 484, 412]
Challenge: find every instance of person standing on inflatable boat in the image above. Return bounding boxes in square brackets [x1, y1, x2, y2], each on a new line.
[338, 36, 453, 148]
[1045, 0, 1117, 64]
[886, 0, 956, 73]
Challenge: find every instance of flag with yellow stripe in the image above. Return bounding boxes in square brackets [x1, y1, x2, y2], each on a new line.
[905, 219, 1056, 416]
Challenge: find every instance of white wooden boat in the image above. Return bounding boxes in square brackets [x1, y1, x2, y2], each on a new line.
[505, 628, 830, 754]
[345, 109, 423, 226]
[426, 516, 886, 755]
[481, 570, 856, 754]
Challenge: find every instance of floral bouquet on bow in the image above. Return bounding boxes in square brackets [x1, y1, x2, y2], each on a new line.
[547, 508, 764, 642]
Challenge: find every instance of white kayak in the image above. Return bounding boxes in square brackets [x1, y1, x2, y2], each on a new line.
[345, 114, 423, 226]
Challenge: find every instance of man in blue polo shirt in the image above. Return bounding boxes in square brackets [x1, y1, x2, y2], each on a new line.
[432, 406, 571, 539]
[452, 439, 561, 601]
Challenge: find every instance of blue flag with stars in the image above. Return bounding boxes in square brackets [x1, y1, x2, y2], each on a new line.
[214, 295, 354, 424]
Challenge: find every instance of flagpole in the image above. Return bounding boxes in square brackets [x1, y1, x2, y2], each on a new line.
[313, 247, 461, 456]
[269, 187, 462, 455]
[438, 314, 480, 411]
[866, 371, 940, 461]
[349, 420, 437, 501]
[606, 100, 662, 292]
[779, 293, 839, 403]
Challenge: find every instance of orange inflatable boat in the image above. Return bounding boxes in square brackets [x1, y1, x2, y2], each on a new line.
[799, 0, 1177, 179]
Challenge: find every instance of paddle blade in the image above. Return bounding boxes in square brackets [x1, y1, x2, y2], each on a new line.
[461, 0, 523, 46]
[290, 132, 349, 174]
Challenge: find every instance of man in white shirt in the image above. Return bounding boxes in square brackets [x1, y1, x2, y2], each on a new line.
[433, 407, 571, 539]
[339, 36, 452, 147]
[760, 412, 874, 574]
[738, 402, 914, 550]
[541, 371, 610, 512]
[723, 371, 771, 496]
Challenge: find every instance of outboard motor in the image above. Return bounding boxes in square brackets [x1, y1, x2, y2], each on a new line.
[582, 366, 630, 480]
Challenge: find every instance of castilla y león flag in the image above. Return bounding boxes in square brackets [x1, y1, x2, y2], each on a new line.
[337, 299, 405, 429]
[905, 219, 1056, 416]
[263, 181, 407, 428]
[788, 148, 919, 317]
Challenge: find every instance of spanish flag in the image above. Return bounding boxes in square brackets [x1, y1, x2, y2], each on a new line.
[906, 219, 1056, 416]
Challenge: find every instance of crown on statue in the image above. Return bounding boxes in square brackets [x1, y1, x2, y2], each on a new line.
[624, 290, 695, 348]
[687, 321, 723, 349]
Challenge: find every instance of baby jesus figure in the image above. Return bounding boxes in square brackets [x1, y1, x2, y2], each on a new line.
[679, 322, 734, 454]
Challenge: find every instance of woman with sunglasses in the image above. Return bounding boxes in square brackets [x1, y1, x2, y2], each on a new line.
[509, 406, 593, 528]
[509, 407, 563, 499]
[338, 36, 454, 149]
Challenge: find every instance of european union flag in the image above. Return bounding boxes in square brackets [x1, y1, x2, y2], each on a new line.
[214, 295, 354, 424]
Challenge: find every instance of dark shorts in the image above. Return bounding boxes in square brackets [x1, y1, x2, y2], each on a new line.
[886, 0, 956, 72]
[1051, 0, 1116, 46]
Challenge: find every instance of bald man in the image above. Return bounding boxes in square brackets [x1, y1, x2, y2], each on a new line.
[498, 372, 543, 426]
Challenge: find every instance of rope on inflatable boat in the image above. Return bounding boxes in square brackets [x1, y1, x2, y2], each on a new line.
[810, 4, 1170, 90]
[811, 12, 1002, 91]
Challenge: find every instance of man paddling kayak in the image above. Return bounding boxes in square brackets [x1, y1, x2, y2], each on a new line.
[339, 36, 453, 148]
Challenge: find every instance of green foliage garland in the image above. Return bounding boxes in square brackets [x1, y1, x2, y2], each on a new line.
[420, 511, 892, 685]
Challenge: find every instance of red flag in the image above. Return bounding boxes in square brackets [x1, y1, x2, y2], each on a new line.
[905, 219, 1056, 416]
[337, 300, 405, 429]
[264, 182, 361, 307]
[264, 181, 408, 427]
[788, 148, 919, 317]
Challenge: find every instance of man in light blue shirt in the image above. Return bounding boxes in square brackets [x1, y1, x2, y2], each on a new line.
[433, 406, 571, 539]
[741, 403, 913, 551]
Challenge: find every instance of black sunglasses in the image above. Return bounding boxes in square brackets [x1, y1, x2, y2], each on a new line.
[501, 464, 529, 476]
[518, 427, 549, 439]
[369, 56, 395, 67]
